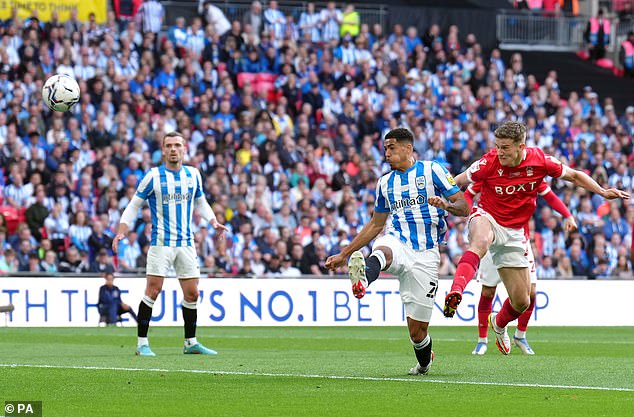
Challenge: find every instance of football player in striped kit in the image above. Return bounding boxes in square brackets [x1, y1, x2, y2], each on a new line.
[113, 132, 228, 357]
[325, 128, 469, 375]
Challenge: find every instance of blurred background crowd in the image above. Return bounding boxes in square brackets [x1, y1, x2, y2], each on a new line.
[0, 0, 632, 278]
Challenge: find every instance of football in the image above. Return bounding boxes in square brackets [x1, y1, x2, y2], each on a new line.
[42, 74, 81, 112]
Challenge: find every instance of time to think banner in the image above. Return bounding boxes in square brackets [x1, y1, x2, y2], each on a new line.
[0, 0, 107, 24]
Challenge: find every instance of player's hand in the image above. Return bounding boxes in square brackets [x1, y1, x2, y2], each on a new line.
[564, 216, 578, 233]
[325, 253, 347, 271]
[211, 220, 229, 237]
[601, 188, 631, 200]
[428, 196, 449, 210]
[112, 233, 125, 253]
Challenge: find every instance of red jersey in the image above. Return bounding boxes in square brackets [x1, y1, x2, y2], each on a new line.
[466, 147, 566, 229]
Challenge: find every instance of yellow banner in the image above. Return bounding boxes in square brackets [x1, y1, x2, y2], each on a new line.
[0, 0, 107, 24]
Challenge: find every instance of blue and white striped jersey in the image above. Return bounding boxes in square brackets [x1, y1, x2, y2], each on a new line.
[135, 165, 204, 247]
[374, 160, 460, 251]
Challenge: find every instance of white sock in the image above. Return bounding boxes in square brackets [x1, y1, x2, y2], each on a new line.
[412, 334, 430, 350]
[137, 337, 149, 348]
[370, 250, 387, 270]
[478, 337, 488, 344]
[142, 296, 155, 308]
[515, 330, 526, 339]
[185, 337, 198, 347]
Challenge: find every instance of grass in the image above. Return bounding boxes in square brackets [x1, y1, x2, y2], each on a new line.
[0, 326, 633, 417]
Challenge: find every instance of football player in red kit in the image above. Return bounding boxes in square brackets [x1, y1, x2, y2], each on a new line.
[432, 121, 629, 355]
[465, 180, 577, 355]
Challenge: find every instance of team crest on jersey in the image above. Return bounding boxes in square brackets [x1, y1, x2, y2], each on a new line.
[446, 173, 456, 185]
[415, 176, 426, 189]
[187, 177, 195, 187]
[497, 169, 504, 176]
[526, 167, 534, 176]
[469, 158, 486, 173]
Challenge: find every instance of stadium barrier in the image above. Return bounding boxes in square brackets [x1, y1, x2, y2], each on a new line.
[496, 10, 587, 51]
[1, 276, 633, 327]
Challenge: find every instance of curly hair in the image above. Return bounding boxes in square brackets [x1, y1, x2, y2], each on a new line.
[494, 121, 526, 144]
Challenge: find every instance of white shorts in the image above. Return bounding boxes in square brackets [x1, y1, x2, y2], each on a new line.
[373, 234, 439, 323]
[468, 207, 529, 269]
[478, 246, 537, 287]
[146, 246, 200, 279]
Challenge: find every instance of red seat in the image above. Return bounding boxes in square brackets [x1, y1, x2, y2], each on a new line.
[255, 73, 277, 83]
[596, 58, 614, 69]
[0, 206, 20, 235]
[576, 50, 589, 60]
[255, 80, 274, 93]
[216, 62, 227, 73]
[237, 72, 256, 88]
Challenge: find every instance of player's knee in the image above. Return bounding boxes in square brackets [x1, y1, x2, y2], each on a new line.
[512, 297, 530, 313]
[376, 246, 393, 266]
[409, 327, 428, 344]
[183, 290, 199, 303]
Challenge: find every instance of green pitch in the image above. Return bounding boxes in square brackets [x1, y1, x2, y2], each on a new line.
[1, 327, 633, 417]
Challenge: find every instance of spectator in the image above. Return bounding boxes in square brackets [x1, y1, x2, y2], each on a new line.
[611, 255, 633, 279]
[98, 272, 138, 325]
[4, 173, 33, 208]
[340, 4, 360, 38]
[136, 0, 164, 34]
[619, 31, 634, 78]
[556, 256, 574, 278]
[299, 2, 321, 43]
[584, 9, 610, 62]
[321, 1, 342, 42]
[0, 247, 18, 273]
[536, 255, 557, 278]
[168, 17, 189, 49]
[58, 246, 90, 273]
[280, 254, 301, 276]
[91, 248, 115, 273]
[117, 230, 142, 272]
[243, 1, 264, 39]
[39, 250, 58, 273]
[44, 203, 69, 251]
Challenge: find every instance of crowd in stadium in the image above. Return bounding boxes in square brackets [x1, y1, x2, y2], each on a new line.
[0, 0, 632, 278]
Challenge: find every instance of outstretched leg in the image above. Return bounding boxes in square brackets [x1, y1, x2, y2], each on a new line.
[445, 216, 493, 318]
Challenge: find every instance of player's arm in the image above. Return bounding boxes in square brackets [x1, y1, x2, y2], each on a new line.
[114, 196, 143, 253]
[325, 211, 389, 271]
[560, 166, 630, 200]
[427, 162, 470, 217]
[453, 171, 470, 188]
[428, 191, 470, 217]
[538, 182, 578, 232]
[113, 171, 153, 253]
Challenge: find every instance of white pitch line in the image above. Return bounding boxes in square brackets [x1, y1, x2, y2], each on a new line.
[1, 363, 633, 392]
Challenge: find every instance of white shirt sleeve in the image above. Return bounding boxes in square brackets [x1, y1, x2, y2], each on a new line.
[120, 196, 144, 227]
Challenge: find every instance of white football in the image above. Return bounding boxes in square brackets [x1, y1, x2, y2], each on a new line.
[42, 74, 80, 112]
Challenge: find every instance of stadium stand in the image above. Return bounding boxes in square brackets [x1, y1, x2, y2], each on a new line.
[0, 0, 632, 279]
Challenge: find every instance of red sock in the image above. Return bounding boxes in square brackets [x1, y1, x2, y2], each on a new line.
[517, 296, 535, 332]
[478, 294, 493, 338]
[495, 298, 523, 328]
[450, 251, 480, 293]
